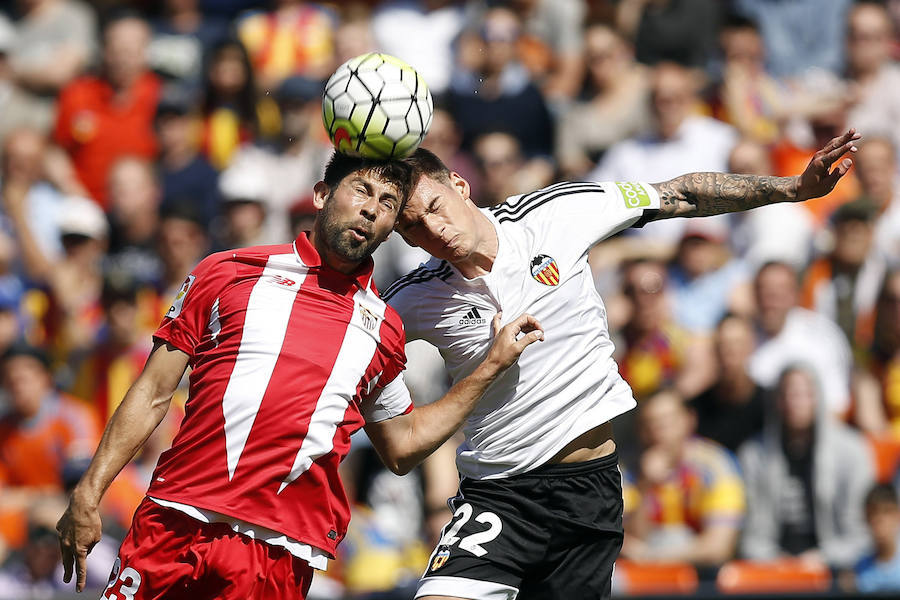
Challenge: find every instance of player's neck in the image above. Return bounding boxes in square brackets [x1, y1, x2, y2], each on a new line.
[453, 211, 498, 279]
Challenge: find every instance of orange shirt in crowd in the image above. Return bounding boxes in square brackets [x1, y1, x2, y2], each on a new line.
[771, 138, 861, 225]
[0, 393, 100, 547]
[53, 72, 161, 207]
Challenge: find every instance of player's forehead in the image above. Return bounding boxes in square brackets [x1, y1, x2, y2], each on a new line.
[404, 175, 451, 211]
[342, 168, 402, 196]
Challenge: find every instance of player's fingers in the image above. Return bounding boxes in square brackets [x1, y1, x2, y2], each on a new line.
[75, 550, 88, 592]
[510, 313, 543, 335]
[825, 158, 853, 186]
[513, 329, 544, 352]
[491, 311, 503, 336]
[822, 129, 859, 155]
[821, 140, 859, 167]
[60, 540, 73, 583]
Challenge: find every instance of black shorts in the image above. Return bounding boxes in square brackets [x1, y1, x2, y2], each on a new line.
[416, 452, 623, 600]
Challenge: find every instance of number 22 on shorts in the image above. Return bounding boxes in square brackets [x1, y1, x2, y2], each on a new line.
[441, 503, 502, 557]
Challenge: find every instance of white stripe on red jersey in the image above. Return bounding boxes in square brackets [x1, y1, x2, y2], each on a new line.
[149, 233, 411, 557]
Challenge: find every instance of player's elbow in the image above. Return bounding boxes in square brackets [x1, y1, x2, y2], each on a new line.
[386, 452, 417, 476]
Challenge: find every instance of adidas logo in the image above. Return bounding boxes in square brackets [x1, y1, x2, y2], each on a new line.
[459, 306, 487, 326]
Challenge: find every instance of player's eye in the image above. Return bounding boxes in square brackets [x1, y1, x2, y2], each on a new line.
[380, 197, 396, 211]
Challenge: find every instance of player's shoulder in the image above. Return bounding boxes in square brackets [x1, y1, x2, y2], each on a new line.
[381, 258, 454, 305]
[487, 180, 611, 225]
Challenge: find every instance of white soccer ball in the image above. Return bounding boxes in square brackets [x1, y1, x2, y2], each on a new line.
[322, 53, 433, 159]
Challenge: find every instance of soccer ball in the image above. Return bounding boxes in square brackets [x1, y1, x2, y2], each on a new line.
[322, 53, 433, 159]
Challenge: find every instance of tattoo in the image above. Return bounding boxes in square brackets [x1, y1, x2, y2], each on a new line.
[651, 173, 799, 220]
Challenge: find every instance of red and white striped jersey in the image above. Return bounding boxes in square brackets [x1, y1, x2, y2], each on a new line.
[148, 232, 412, 557]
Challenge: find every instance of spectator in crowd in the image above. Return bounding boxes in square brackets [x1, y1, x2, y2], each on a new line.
[748, 261, 853, 417]
[225, 75, 333, 244]
[147, 0, 229, 92]
[155, 86, 221, 230]
[727, 138, 814, 271]
[1, 128, 64, 270]
[104, 157, 163, 288]
[0, 15, 54, 146]
[855, 483, 900, 593]
[53, 10, 160, 207]
[334, 9, 376, 66]
[0, 497, 114, 598]
[733, 0, 854, 79]
[491, 0, 588, 103]
[215, 157, 271, 249]
[715, 13, 786, 145]
[0, 342, 99, 551]
[156, 204, 209, 301]
[69, 272, 153, 427]
[739, 365, 873, 569]
[770, 108, 862, 226]
[471, 130, 552, 208]
[857, 270, 900, 436]
[622, 389, 745, 567]
[420, 105, 480, 201]
[555, 22, 650, 179]
[616, 0, 723, 70]
[199, 38, 279, 170]
[688, 313, 765, 453]
[7, 0, 96, 113]
[372, 0, 465, 96]
[25, 195, 108, 360]
[855, 137, 900, 265]
[236, 0, 336, 90]
[617, 258, 715, 401]
[590, 61, 738, 245]
[668, 218, 751, 335]
[339, 445, 429, 598]
[845, 0, 900, 160]
[801, 199, 886, 353]
[448, 5, 554, 157]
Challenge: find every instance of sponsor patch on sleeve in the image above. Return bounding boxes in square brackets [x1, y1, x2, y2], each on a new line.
[615, 182, 652, 208]
[166, 275, 196, 318]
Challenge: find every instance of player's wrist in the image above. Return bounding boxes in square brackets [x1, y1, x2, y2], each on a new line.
[70, 482, 102, 510]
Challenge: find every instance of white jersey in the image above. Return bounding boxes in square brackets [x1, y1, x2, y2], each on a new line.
[384, 181, 662, 479]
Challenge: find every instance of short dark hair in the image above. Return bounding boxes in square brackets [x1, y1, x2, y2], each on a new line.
[403, 147, 453, 186]
[865, 483, 899, 509]
[322, 152, 414, 208]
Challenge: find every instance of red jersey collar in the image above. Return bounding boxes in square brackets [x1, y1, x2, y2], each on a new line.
[293, 231, 374, 290]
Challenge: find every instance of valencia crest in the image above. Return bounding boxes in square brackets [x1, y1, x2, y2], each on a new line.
[530, 254, 560, 286]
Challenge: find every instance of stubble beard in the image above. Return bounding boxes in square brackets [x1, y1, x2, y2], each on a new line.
[316, 197, 377, 263]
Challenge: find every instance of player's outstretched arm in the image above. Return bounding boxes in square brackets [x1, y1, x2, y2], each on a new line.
[366, 312, 544, 476]
[649, 129, 860, 220]
[56, 341, 189, 592]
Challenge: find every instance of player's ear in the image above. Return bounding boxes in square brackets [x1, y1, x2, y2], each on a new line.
[312, 181, 330, 210]
[449, 172, 470, 202]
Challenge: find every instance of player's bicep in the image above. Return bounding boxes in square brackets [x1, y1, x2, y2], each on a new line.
[134, 341, 191, 409]
[363, 374, 414, 470]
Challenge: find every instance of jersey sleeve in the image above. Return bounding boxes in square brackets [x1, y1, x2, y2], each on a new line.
[153, 252, 233, 356]
[363, 372, 414, 423]
[494, 181, 661, 260]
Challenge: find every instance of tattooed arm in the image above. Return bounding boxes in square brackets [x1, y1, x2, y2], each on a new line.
[649, 130, 860, 220]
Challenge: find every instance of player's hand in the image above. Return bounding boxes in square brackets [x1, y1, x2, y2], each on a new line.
[484, 312, 544, 373]
[57, 497, 102, 592]
[795, 129, 861, 202]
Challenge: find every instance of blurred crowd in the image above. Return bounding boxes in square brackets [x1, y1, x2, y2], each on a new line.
[1, 0, 900, 598]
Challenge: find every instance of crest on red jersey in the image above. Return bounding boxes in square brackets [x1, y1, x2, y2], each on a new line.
[359, 306, 378, 330]
[530, 254, 560, 286]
